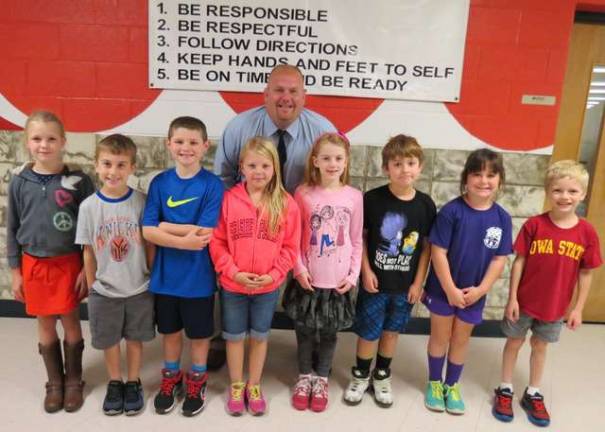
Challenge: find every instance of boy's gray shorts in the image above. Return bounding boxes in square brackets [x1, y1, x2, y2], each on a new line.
[88, 290, 155, 349]
[501, 312, 563, 343]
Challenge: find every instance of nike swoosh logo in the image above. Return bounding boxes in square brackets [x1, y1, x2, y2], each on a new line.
[167, 196, 199, 208]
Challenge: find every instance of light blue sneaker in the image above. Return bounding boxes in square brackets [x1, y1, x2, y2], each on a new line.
[444, 383, 465, 415]
[424, 380, 445, 412]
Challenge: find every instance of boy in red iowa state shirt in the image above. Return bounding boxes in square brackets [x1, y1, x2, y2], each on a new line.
[492, 160, 602, 427]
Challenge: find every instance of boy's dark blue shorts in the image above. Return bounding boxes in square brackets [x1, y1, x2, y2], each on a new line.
[353, 289, 413, 341]
[154, 293, 214, 339]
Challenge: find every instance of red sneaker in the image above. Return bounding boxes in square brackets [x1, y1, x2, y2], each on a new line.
[291, 374, 312, 410]
[310, 377, 328, 412]
[521, 389, 550, 427]
[492, 387, 514, 422]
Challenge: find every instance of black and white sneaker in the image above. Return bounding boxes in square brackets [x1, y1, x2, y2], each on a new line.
[181, 372, 208, 417]
[343, 367, 370, 405]
[154, 369, 183, 414]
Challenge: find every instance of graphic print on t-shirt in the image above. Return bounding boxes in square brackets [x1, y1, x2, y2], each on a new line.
[402, 231, 419, 255]
[306, 204, 351, 261]
[378, 212, 406, 256]
[166, 195, 199, 208]
[95, 216, 142, 262]
[483, 226, 503, 249]
[374, 212, 418, 272]
[528, 238, 585, 261]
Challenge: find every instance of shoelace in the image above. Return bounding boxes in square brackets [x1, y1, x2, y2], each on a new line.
[247, 385, 262, 401]
[430, 381, 443, 399]
[497, 394, 512, 408]
[186, 375, 206, 398]
[124, 382, 139, 403]
[231, 384, 244, 401]
[312, 379, 328, 398]
[107, 382, 122, 402]
[376, 381, 390, 395]
[159, 374, 179, 395]
[294, 378, 312, 396]
[447, 385, 461, 401]
[350, 374, 368, 391]
[530, 397, 547, 413]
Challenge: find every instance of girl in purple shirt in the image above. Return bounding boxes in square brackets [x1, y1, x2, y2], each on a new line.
[422, 149, 512, 415]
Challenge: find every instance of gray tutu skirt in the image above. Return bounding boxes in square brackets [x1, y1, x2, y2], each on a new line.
[282, 280, 355, 332]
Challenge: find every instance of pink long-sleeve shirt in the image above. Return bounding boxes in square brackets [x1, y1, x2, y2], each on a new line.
[293, 184, 363, 288]
[209, 182, 301, 294]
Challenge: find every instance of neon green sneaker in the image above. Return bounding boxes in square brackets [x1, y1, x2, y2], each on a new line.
[444, 383, 465, 415]
[424, 380, 445, 412]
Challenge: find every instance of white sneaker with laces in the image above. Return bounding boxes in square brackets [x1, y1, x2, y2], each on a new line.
[372, 369, 393, 407]
[343, 368, 370, 405]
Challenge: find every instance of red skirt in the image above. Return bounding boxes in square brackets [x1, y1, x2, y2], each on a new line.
[22, 252, 82, 316]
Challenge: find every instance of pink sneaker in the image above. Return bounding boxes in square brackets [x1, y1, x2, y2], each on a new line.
[245, 383, 266, 416]
[291, 374, 313, 410]
[310, 377, 328, 412]
[226, 382, 245, 416]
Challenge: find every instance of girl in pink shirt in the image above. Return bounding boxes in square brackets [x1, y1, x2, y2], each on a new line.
[209, 137, 301, 416]
[283, 132, 363, 412]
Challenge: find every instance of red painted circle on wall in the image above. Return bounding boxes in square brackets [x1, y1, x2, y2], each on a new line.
[0, 0, 161, 132]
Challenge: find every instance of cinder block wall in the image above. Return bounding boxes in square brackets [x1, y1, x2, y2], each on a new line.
[0, 131, 550, 319]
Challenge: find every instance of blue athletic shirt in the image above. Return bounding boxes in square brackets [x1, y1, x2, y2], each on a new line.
[142, 168, 224, 298]
[424, 196, 513, 304]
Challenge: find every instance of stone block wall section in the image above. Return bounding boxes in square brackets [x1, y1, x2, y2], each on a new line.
[0, 131, 550, 319]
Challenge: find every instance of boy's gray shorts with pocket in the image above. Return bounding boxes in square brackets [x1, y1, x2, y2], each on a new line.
[88, 290, 155, 349]
[501, 312, 563, 343]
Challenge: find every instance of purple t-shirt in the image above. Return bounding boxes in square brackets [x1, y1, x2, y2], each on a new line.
[424, 196, 513, 304]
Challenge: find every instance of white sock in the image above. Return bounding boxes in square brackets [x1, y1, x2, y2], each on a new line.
[499, 383, 513, 392]
[526, 386, 540, 396]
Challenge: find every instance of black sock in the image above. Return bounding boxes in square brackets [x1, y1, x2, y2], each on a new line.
[375, 353, 392, 371]
[356, 356, 372, 375]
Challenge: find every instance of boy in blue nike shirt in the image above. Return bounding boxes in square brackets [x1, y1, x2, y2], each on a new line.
[142, 117, 224, 417]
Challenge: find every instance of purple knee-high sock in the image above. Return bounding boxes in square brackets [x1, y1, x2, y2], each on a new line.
[428, 354, 446, 382]
[444, 360, 464, 386]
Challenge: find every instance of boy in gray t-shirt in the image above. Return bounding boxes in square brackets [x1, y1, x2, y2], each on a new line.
[75, 134, 155, 416]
